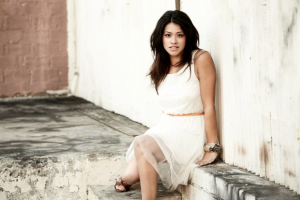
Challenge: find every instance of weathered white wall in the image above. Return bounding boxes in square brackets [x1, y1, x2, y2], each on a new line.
[181, 0, 300, 194]
[69, 0, 175, 127]
[68, 0, 300, 194]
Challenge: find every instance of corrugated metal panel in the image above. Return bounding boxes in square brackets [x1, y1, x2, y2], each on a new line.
[181, 0, 300, 194]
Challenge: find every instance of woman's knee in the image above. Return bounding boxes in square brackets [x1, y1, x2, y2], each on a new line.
[134, 135, 148, 153]
[133, 136, 142, 152]
[134, 135, 149, 147]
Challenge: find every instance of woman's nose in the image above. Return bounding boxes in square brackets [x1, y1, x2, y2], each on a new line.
[171, 36, 177, 44]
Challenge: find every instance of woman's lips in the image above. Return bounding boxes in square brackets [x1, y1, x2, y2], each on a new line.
[170, 47, 179, 50]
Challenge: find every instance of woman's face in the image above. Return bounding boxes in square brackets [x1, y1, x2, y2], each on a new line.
[162, 22, 186, 58]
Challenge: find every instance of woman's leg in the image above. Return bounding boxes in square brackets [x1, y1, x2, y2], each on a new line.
[134, 136, 159, 200]
[115, 155, 140, 190]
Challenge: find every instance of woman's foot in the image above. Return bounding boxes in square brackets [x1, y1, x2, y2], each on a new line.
[114, 177, 132, 192]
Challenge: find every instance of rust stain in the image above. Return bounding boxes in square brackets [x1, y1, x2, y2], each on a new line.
[238, 146, 246, 156]
[296, 128, 300, 142]
[284, 169, 296, 177]
[263, 143, 269, 164]
[241, 146, 246, 155]
[259, 145, 263, 164]
[259, 143, 269, 165]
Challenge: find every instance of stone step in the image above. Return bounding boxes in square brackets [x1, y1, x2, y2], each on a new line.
[177, 159, 300, 200]
[88, 181, 182, 200]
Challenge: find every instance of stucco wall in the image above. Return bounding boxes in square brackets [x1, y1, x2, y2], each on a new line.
[181, 0, 300, 194]
[69, 0, 176, 127]
[0, 0, 68, 97]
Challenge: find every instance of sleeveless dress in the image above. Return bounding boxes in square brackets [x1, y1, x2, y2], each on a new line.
[125, 49, 208, 192]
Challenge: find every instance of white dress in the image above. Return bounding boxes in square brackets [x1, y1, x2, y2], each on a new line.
[125, 49, 208, 192]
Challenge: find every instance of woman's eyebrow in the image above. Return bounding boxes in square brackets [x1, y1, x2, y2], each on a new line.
[164, 31, 184, 33]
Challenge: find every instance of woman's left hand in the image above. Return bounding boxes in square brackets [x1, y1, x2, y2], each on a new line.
[195, 151, 218, 166]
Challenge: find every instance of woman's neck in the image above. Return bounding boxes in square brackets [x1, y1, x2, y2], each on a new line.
[170, 52, 183, 66]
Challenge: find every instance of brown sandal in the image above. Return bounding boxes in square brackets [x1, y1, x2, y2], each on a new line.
[114, 177, 132, 192]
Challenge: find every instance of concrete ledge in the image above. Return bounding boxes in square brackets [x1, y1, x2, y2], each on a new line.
[0, 97, 144, 199]
[87, 181, 181, 200]
[177, 159, 300, 200]
[0, 153, 132, 199]
[1, 97, 299, 200]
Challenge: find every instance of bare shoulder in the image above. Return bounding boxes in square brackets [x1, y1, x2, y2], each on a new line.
[193, 50, 215, 80]
[194, 50, 214, 68]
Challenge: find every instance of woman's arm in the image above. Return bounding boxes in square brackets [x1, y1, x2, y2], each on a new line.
[194, 50, 219, 165]
[194, 51, 218, 143]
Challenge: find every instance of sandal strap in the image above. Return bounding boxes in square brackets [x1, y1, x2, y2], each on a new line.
[114, 177, 131, 192]
[114, 180, 127, 192]
[120, 177, 132, 186]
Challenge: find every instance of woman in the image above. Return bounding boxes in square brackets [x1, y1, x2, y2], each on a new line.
[114, 10, 221, 199]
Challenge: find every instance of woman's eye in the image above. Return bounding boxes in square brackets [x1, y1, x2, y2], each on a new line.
[165, 34, 184, 37]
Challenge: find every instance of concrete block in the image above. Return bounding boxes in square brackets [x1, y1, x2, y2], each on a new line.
[49, 30, 67, 42]
[51, 56, 68, 68]
[50, 16, 67, 30]
[29, 17, 49, 31]
[58, 69, 68, 81]
[7, 16, 29, 30]
[4, 43, 33, 56]
[177, 184, 217, 200]
[0, 70, 3, 83]
[179, 160, 300, 200]
[48, 3, 67, 16]
[0, 44, 4, 55]
[215, 172, 300, 200]
[23, 2, 49, 17]
[22, 30, 49, 44]
[0, 56, 18, 69]
[4, 69, 30, 84]
[190, 160, 248, 195]
[0, 30, 21, 43]
[30, 69, 59, 83]
[23, 56, 51, 69]
[0, 3, 26, 16]
[33, 43, 60, 56]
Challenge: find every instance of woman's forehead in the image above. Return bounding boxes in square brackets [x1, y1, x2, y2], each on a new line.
[164, 23, 183, 32]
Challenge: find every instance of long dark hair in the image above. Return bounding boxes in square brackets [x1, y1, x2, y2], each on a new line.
[147, 10, 200, 95]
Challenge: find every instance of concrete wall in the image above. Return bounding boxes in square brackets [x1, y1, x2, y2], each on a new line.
[69, 0, 176, 127]
[69, 0, 300, 194]
[181, 0, 300, 194]
[0, 0, 68, 97]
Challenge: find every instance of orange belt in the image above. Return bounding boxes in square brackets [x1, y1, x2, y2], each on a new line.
[162, 110, 204, 116]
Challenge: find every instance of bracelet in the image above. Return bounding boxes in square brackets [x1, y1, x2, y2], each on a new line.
[204, 143, 222, 154]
